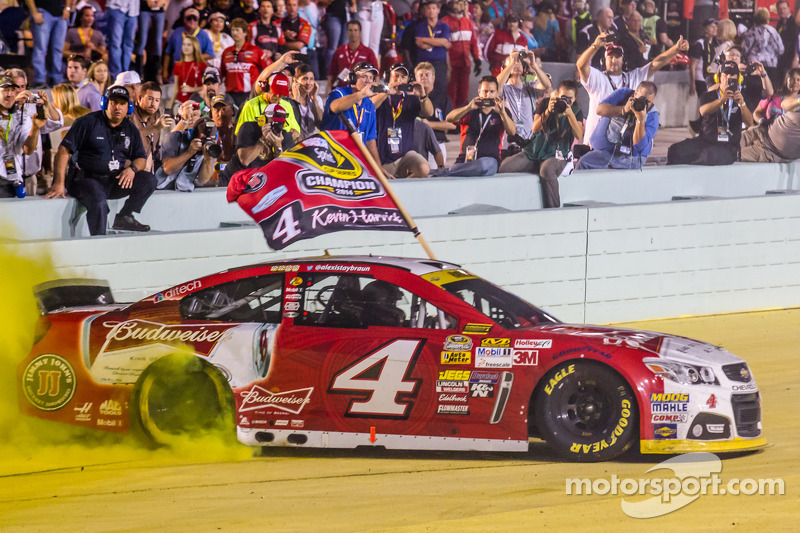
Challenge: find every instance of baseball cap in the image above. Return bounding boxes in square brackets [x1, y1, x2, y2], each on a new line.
[721, 61, 740, 75]
[703, 18, 718, 27]
[115, 71, 141, 86]
[269, 73, 290, 96]
[184, 7, 200, 18]
[211, 95, 230, 108]
[106, 85, 131, 102]
[203, 66, 221, 84]
[265, 103, 287, 123]
[389, 63, 410, 77]
[605, 44, 624, 56]
[353, 62, 379, 78]
[0, 75, 19, 88]
[236, 122, 263, 149]
[208, 11, 227, 22]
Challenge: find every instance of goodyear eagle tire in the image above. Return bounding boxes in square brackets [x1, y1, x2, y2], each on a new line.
[130, 354, 235, 448]
[533, 361, 638, 462]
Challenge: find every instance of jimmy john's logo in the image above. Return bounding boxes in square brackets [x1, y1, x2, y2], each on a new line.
[295, 169, 385, 201]
[22, 354, 76, 411]
[99, 319, 235, 356]
[283, 131, 366, 180]
[238, 385, 313, 414]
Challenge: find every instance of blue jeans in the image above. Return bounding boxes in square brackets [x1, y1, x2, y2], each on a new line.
[324, 15, 348, 70]
[444, 157, 499, 177]
[136, 11, 165, 56]
[576, 149, 646, 170]
[106, 8, 137, 77]
[31, 10, 67, 85]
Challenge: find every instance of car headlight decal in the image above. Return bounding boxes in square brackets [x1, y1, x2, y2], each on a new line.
[643, 358, 719, 385]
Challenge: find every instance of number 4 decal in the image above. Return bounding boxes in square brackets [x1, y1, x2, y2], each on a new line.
[328, 339, 424, 419]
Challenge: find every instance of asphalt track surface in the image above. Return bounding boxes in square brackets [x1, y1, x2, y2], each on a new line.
[0, 309, 797, 532]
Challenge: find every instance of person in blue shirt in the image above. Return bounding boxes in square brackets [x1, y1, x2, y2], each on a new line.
[577, 81, 659, 170]
[414, 1, 451, 102]
[163, 8, 214, 82]
[322, 61, 387, 177]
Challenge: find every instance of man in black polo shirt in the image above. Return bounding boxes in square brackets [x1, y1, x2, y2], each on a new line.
[441, 76, 516, 177]
[667, 62, 754, 166]
[372, 63, 433, 178]
[46, 85, 156, 235]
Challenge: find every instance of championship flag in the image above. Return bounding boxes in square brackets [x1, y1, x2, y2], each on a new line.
[227, 130, 412, 250]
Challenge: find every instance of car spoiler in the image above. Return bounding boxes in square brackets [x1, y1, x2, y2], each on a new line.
[33, 278, 115, 315]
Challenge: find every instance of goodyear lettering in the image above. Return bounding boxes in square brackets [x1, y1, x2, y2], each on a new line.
[544, 364, 576, 395]
[552, 346, 612, 360]
[440, 351, 472, 364]
[570, 399, 632, 453]
[480, 338, 510, 347]
[439, 370, 471, 381]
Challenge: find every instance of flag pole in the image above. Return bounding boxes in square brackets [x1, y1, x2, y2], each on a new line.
[338, 113, 437, 260]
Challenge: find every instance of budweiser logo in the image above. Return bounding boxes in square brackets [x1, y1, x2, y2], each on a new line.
[99, 319, 236, 356]
[238, 385, 313, 414]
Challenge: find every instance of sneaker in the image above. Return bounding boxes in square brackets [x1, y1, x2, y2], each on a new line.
[14, 183, 25, 198]
[112, 214, 151, 232]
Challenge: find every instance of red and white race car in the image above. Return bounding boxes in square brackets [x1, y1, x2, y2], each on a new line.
[19, 256, 766, 461]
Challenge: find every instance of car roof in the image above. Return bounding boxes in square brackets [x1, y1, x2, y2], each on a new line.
[227, 255, 464, 277]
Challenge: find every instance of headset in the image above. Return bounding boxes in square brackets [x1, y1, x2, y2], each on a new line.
[349, 62, 378, 86]
[714, 61, 744, 84]
[100, 88, 134, 115]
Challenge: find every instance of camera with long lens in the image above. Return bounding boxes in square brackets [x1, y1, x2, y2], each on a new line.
[552, 96, 571, 114]
[631, 96, 649, 112]
[199, 119, 222, 159]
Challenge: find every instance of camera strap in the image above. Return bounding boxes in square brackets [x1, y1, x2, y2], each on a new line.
[474, 110, 492, 146]
[604, 72, 627, 91]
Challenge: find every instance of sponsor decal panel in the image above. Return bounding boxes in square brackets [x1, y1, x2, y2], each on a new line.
[99, 399, 122, 416]
[153, 280, 202, 303]
[239, 386, 313, 414]
[440, 351, 471, 364]
[437, 404, 470, 415]
[654, 423, 678, 440]
[291, 419, 305, 428]
[514, 339, 552, 349]
[22, 354, 76, 411]
[73, 402, 92, 422]
[512, 349, 538, 366]
[470, 382, 495, 398]
[270, 265, 300, 272]
[652, 414, 688, 423]
[436, 380, 469, 393]
[438, 370, 471, 381]
[475, 347, 512, 369]
[438, 393, 468, 402]
[443, 335, 473, 351]
[274, 419, 289, 427]
[480, 338, 510, 347]
[650, 393, 690, 413]
[469, 371, 500, 384]
[462, 323, 492, 335]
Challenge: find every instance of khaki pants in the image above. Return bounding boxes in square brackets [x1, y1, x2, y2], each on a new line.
[382, 150, 429, 178]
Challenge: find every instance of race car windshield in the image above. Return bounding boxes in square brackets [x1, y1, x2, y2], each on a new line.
[439, 278, 560, 329]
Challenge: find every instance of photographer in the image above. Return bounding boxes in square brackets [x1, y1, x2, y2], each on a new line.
[0, 77, 49, 198]
[498, 80, 584, 208]
[46, 86, 155, 235]
[441, 76, 515, 177]
[190, 67, 236, 116]
[667, 62, 754, 166]
[322, 62, 383, 175]
[496, 49, 552, 153]
[721, 46, 773, 112]
[372, 63, 433, 178]
[219, 104, 294, 186]
[577, 31, 688, 143]
[577, 80, 659, 170]
[236, 72, 301, 142]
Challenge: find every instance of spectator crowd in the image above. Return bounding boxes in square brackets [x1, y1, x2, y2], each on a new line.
[1, 0, 800, 233]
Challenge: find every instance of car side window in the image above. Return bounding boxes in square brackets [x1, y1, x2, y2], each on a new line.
[180, 274, 283, 323]
[297, 274, 456, 329]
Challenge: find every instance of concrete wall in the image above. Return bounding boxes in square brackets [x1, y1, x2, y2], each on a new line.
[6, 192, 800, 325]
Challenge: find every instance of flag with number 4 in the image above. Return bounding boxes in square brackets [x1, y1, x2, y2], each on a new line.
[227, 130, 411, 250]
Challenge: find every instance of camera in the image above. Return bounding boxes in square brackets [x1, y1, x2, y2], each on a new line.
[631, 96, 649, 112]
[372, 81, 388, 93]
[552, 96, 571, 114]
[396, 83, 415, 93]
[480, 98, 495, 107]
[517, 50, 532, 62]
[726, 77, 739, 92]
[199, 119, 222, 159]
[744, 63, 758, 76]
[605, 32, 618, 44]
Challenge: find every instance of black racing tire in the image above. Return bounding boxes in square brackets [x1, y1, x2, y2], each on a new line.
[130, 354, 235, 448]
[533, 361, 638, 462]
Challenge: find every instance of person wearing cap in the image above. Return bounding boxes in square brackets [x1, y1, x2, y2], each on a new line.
[114, 70, 142, 102]
[667, 62, 754, 166]
[327, 20, 379, 90]
[235, 72, 301, 139]
[576, 8, 616, 70]
[105, 0, 139, 77]
[322, 61, 384, 175]
[164, 8, 215, 80]
[440, 0, 481, 109]
[219, 111, 293, 186]
[64, 6, 107, 62]
[221, 17, 272, 109]
[413, 1, 451, 99]
[485, 13, 529, 77]
[194, 95, 237, 184]
[190, 66, 237, 116]
[0, 76, 49, 198]
[47, 85, 156, 234]
[155, 107, 220, 192]
[371, 63, 432, 178]
[249, 0, 280, 60]
[131, 81, 175, 172]
[66, 54, 102, 111]
[688, 18, 720, 98]
[206, 11, 234, 68]
[613, 0, 637, 37]
[577, 30, 688, 144]
[279, 0, 312, 55]
[26, 0, 72, 89]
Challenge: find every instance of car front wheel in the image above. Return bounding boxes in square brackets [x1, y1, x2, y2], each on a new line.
[534, 361, 638, 462]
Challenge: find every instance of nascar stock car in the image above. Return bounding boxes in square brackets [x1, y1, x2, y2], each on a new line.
[19, 256, 766, 462]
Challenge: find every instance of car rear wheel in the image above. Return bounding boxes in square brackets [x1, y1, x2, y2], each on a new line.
[533, 361, 638, 462]
[130, 354, 235, 448]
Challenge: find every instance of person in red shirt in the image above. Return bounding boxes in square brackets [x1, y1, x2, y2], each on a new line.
[441, 0, 481, 108]
[277, 0, 312, 53]
[327, 20, 378, 90]
[171, 35, 207, 108]
[221, 17, 272, 109]
[484, 14, 529, 76]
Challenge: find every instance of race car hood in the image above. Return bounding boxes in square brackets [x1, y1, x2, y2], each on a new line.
[527, 324, 746, 365]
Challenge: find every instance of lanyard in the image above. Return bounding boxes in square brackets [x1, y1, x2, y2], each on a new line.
[212, 32, 222, 53]
[605, 72, 627, 91]
[718, 91, 734, 130]
[352, 103, 364, 127]
[0, 113, 12, 146]
[391, 96, 403, 124]
[427, 24, 435, 38]
[474, 111, 492, 145]
[344, 45, 357, 68]
[183, 28, 200, 39]
[78, 27, 92, 45]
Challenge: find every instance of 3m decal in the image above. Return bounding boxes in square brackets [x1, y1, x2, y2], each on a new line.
[480, 338, 510, 347]
[329, 339, 423, 418]
[22, 354, 76, 411]
[512, 350, 538, 366]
